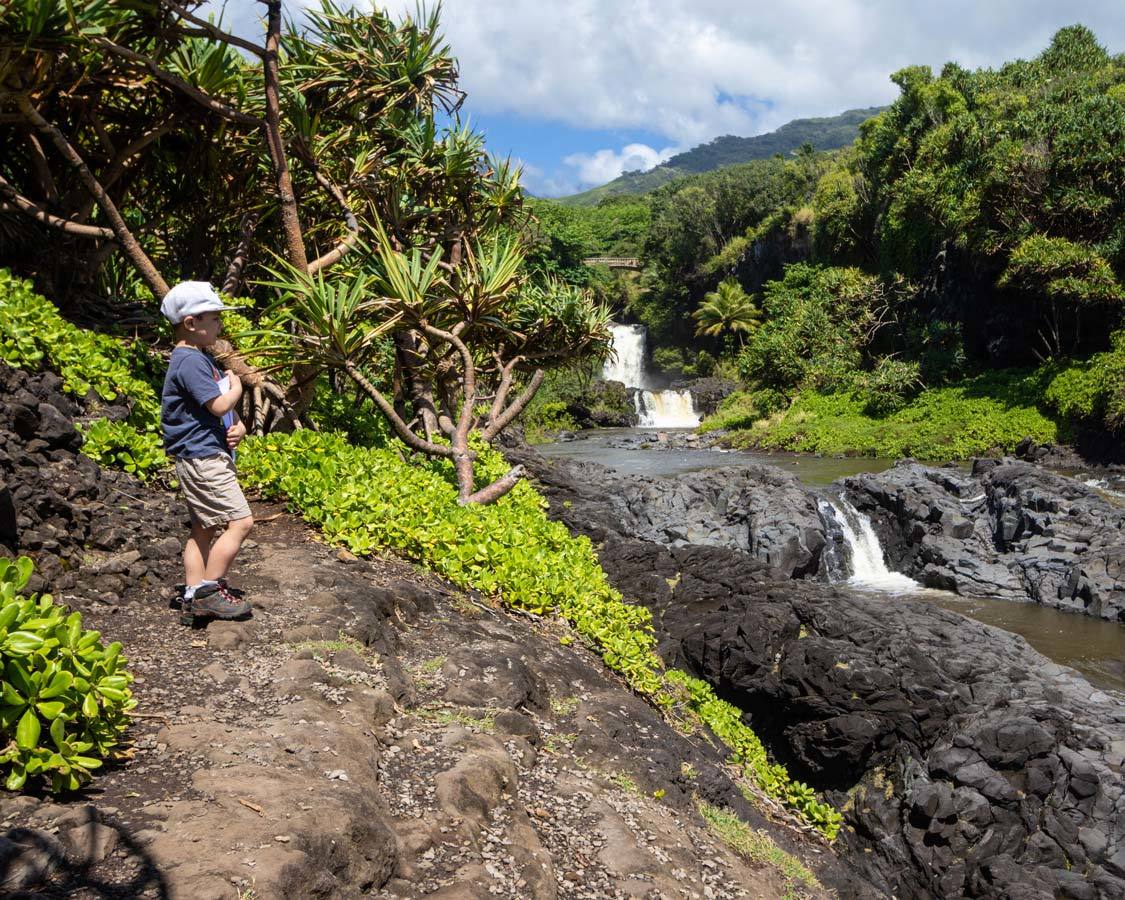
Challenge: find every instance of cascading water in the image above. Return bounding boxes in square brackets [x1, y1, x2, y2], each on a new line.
[818, 496, 920, 593]
[603, 323, 700, 428]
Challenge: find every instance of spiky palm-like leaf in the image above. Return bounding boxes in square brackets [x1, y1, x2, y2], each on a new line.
[693, 278, 762, 338]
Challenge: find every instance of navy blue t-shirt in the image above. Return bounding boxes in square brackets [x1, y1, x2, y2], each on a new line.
[161, 347, 228, 458]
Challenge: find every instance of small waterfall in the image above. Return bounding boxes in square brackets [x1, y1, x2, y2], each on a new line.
[818, 497, 920, 593]
[635, 389, 700, 428]
[604, 323, 699, 428]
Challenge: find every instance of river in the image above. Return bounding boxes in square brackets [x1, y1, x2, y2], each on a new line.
[540, 428, 1125, 693]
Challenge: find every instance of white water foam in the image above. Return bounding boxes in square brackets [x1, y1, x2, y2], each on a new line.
[635, 389, 700, 428]
[822, 497, 920, 593]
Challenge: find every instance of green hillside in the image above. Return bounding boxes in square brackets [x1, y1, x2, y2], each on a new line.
[557, 106, 883, 206]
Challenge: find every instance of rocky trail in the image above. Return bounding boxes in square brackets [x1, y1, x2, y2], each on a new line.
[0, 366, 843, 899]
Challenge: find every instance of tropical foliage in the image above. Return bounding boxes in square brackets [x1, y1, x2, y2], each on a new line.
[0, 558, 135, 793]
[693, 278, 761, 339]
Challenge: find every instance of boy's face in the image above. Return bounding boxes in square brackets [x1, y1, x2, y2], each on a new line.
[180, 311, 223, 347]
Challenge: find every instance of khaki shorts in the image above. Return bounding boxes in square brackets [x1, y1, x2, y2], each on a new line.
[174, 454, 251, 528]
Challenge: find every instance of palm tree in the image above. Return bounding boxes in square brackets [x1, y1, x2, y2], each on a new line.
[693, 278, 761, 340]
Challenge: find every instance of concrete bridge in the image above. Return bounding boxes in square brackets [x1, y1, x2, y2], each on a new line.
[583, 257, 641, 269]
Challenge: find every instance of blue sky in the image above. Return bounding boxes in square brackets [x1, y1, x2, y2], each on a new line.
[204, 1, 1125, 197]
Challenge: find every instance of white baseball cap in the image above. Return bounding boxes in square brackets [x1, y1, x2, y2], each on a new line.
[160, 281, 241, 324]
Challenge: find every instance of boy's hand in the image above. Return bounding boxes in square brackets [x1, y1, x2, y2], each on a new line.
[226, 419, 247, 449]
[225, 370, 243, 399]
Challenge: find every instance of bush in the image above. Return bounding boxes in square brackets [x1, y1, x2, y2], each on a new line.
[0, 270, 167, 478]
[651, 346, 685, 375]
[0, 558, 135, 793]
[861, 357, 922, 416]
[1042, 331, 1125, 431]
[239, 431, 840, 838]
[737, 264, 881, 393]
[727, 371, 1059, 460]
[699, 388, 787, 433]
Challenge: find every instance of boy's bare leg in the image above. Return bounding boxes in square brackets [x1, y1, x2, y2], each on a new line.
[184, 521, 217, 586]
[203, 515, 254, 582]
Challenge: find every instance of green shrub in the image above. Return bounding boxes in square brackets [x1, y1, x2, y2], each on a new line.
[0, 270, 162, 429]
[1042, 332, 1125, 431]
[737, 264, 880, 393]
[861, 357, 922, 416]
[699, 388, 787, 433]
[240, 431, 840, 838]
[730, 372, 1059, 459]
[651, 346, 685, 374]
[0, 558, 135, 793]
[1000, 234, 1125, 304]
[0, 270, 167, 478]
[78, 418, 167, 479]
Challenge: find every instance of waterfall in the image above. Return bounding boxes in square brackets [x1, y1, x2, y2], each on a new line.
[604, 323, 700, 428]
[603, 324, 647, 387]
[634, 390, 700, 428]
[818, 497, 920, 593]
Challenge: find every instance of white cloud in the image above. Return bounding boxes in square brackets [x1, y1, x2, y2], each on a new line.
[563, 143, 678, 187]
[201, 0, 1125, 174]
[374, 0, 1124, 145]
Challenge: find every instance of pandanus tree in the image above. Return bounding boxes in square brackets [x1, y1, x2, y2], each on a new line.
[0, 0, 467, 430]
[256, 228, 612, 505]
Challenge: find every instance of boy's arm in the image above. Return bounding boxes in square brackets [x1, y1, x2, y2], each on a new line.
[205, 371, 243, 416]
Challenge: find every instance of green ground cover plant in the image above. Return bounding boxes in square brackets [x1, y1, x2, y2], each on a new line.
[708, 371, 1059, 460]
[240, 431, 841, 838]
[697, 800, 821, 898]
[0, 270, 167, 479]
[0, 558, 135, 793]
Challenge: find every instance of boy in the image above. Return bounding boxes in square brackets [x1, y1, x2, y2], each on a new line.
[160, 281, 253, 624]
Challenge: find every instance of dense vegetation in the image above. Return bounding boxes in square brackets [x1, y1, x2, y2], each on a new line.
[0, 558, 136, 792]
[532, 25, 1125, 457]
[558, 107, 881, 206]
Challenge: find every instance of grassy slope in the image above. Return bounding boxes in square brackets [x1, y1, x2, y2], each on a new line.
[702, 371, 1061, 460]
[557, 107, 883, 207]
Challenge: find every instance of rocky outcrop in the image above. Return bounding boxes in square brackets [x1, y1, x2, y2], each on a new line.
[515, 448, 1125, 900]
[515, 452, 827, 578]
[564, 379, 637, 428]
[844, 458, 1125, 621]
[0, 364, 182, 600]
[671, 377, 738, 417]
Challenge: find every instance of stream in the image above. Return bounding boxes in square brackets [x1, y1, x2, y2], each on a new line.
[540, 427, 1125, 693]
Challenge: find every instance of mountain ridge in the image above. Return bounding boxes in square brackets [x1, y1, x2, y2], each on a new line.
[556, 106, 884, 206]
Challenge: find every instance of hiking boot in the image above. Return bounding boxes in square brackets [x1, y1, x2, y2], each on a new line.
[184, 583, 252, 623]
[218, 577, 246, 599]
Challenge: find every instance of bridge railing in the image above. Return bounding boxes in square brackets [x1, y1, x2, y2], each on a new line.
[582, 257, 641, 268]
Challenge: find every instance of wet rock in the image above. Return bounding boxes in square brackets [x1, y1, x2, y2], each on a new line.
[845, 459, 1125, 621]
[512, 445, 1125, 899]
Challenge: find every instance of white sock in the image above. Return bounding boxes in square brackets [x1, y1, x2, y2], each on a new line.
[184, 583, 203, 600]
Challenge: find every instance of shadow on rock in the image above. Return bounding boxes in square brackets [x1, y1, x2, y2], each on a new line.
[1, 806, 170, 898]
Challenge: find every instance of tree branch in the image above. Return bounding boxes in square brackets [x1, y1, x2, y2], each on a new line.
[481, 368, 544, 441]
[0, 174, 115, 238]
[419, 321, 476, 438]
[161, 0, 267, 57]
[343, 361, 452, 458]
[261, 1, 308, 272]
[305, 167, 359, 276]
[23, 132, 57, 201]
[16, 96, 169, 297]
[90, 36, 264, 128]
[222, 212, 260, 296]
